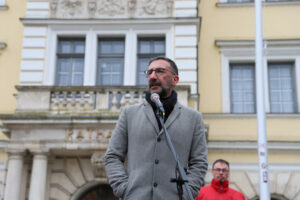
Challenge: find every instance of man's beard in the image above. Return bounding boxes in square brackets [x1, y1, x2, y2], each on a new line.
[149, 79, 170, 98]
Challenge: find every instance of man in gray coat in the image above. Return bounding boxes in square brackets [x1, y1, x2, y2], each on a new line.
[104, 56, 208, 200]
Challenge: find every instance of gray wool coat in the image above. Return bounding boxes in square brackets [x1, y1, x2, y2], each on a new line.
[104, 100, 208, 200]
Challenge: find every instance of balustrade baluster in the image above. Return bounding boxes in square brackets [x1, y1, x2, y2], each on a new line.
[80, 91, 85, 108]
[88, 91, 94, 109]
[71, 91, 76, 109]
[53, 91, 60, 110]
[111, 91, 118, 111]
[62, 91, 68, 108]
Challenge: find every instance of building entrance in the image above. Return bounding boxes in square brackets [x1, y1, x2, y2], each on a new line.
[77, 184, 117, 200]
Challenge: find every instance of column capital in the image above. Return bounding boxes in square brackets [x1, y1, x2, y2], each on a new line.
[5, 149, 26, 160]
[29, 148, 50, 155]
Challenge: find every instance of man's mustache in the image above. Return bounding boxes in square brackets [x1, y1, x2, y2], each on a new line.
[149, 80, 161, 87]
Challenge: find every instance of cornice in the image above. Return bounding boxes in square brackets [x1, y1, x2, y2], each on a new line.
[208, 141, 300, 152]
[215, 39, 300, 48]
[203, 113, 300, 119]
[20, 17, 201, 26]
[216, 1, 300, 8]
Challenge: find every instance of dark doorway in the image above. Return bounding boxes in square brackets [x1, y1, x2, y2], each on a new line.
[78, 184, 118, 200]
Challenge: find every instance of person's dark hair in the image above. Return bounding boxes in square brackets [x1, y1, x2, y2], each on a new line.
[212, 159, 230, 170]
[148, 56, 179, 75]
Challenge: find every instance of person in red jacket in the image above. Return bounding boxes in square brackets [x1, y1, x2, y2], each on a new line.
[195, 159, 246, 200]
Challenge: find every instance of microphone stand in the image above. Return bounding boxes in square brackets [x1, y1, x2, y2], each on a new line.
[155, 109, 194, 200]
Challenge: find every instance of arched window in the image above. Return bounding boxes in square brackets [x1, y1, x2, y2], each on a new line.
[76, 184, 117, 200]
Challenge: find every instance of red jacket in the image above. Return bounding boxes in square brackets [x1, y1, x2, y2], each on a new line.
[195, 179, 246, 200]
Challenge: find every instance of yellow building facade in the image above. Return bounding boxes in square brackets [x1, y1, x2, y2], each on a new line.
[0, 0, 26, 194]
[1, 0, 300, 199]
[200, 1, 300, 199]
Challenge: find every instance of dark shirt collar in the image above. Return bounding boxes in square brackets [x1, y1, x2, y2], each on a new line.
[145, 90, 177, 125]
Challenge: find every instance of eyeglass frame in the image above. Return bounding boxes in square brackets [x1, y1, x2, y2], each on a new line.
[144, 67, 177, 77]
[212, 168, 229, 173]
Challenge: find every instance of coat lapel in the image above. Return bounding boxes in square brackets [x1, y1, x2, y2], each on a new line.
[158, 103, 181, 137]
[143, 101, 160, 134]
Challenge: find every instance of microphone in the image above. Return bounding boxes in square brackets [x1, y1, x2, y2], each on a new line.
[151, 93, 165, 114]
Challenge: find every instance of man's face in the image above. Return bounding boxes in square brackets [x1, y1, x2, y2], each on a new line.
[212, 162, 230, 182]
[147, 59, 179, 98]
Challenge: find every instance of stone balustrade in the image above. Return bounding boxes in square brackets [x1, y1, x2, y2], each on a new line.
[15, 85, 190, 114]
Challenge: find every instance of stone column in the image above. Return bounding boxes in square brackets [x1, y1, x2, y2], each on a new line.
[4, 152, 24, 200]
[28, 152, 48, 200]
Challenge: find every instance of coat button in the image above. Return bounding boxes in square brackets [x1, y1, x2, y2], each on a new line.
[153, 182, 158, 187]
[157, 137, 161, 142]
[155, 159, 159, 164]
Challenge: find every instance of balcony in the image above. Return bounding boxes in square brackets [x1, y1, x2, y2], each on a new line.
[14, 85, 191, 116]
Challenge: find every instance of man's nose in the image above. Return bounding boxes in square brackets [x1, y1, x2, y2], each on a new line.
[148, 71, 157, 79]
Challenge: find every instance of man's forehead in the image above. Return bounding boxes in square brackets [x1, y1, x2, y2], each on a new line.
[214, 162, 229, 168]
[149, 59, 170, 68]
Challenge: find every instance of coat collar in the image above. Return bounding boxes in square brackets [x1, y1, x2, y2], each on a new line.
[143, 100, 182, 136]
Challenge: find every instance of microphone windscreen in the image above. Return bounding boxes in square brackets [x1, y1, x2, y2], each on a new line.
[151, 93, 160, 102]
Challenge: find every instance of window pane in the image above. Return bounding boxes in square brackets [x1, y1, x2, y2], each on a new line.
[59, 41, 72, 54]
[98, 59, 124, 85]
[153, 40, 165, 53]
[139, 41, 151, 54]
[230, 64, 255, 113]
[74, 41, 85, 53]
[268, 63, 296, 113]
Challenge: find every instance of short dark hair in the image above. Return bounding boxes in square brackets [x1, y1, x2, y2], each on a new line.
[148, 56, 179, 75]
[212, 159, 230, 170]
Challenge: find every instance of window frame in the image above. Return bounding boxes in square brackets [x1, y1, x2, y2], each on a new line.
[267, 62, 297, 113]
[218, 40, 300, 114]
[55, 37, 86, 86]
[96, 37, 126, 86]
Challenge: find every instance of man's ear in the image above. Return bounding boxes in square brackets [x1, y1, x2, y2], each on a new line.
[173, 75, 179, 84]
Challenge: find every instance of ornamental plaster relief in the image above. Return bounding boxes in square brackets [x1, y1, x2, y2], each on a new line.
[91, 152, 106, 177]
[50, 0, 173, 18]
[66, 128, 113, 141]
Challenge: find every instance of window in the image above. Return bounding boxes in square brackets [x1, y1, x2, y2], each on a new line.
[268, 63, 296, 113]
[56, 38, 85, 86]
[97, 38, 125, 85]
[230, 64, 256, 113]
[0, 0, 6, 6]
[136, 37, 165, 85]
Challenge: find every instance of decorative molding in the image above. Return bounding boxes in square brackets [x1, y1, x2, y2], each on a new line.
[50, 0, 173, 19]
[91, 151, 106, 177]
[20, 17, 200, 26]
[203, 113, 300, 119]
[216, 1, 300, 7]
[216, 39, 300, 48]
[208, 141, 300, 152]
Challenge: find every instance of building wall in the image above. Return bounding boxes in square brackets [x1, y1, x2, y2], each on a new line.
[0, 0, 25, 114]
[199, 1, 300, 199]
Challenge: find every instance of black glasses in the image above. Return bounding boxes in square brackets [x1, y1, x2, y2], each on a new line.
[144, 67, 176, 77]
[212, 168, 229, 173]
